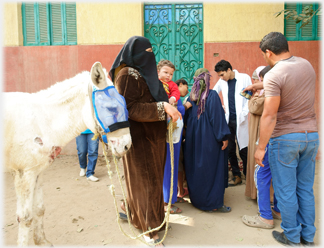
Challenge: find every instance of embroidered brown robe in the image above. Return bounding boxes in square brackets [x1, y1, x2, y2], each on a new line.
[114, 67, 167, 238]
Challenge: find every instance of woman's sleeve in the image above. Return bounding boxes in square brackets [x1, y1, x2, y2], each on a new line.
[183, 98, 192, 127]
[248, 94, 265, 116]
[115, 73, 166, 122]
[207, 92, 231, 142]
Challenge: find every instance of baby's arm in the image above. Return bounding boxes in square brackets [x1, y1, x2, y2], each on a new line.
[168, 81, 180, 103]
[169, 97, 176, 105]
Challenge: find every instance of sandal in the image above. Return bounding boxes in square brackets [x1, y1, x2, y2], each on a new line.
[143, 236, 165, 247]
[165, 205, 182, 214]
[208, 205, 231, 213]
[119, 212, 128, 221]
[178, 188, 189, 198]
[242, 214, 274, 229]
[154, 238, 165, 247]
[176, 197, 188, 203]
[271, 207, 282, 220]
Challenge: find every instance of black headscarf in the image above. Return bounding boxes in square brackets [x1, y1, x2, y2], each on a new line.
[109, 36, 168, 102]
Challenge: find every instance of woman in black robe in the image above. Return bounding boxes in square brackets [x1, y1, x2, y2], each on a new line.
[109, 36, 181, 246]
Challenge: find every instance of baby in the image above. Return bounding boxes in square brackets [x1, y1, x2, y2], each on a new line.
[157, 59, 180, 106]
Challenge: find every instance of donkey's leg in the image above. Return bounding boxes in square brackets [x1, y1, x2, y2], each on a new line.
[14, 169, 38, 246]
[33, 174, 53, 246]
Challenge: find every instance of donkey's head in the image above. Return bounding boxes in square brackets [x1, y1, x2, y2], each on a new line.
[83, 62, 132, 158]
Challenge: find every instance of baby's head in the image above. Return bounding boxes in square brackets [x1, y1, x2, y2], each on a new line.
[157, 59, 175, 83]
[259, 65, 271, 82]
[175, 78, 189, 97]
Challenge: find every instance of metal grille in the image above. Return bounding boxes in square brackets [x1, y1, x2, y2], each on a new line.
[144, 3, 203, 89]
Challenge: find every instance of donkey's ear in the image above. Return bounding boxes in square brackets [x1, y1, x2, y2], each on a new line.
[90, 62, 108, 89]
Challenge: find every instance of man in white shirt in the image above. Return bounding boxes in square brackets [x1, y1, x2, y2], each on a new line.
[213, 60, 251, 186]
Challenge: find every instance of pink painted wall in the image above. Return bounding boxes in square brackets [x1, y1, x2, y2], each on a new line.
[3, 44, 123, 93]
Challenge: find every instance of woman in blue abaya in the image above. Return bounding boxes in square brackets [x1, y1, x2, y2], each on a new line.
[163, 98, 185, 214]
[184, 68, 231, 212]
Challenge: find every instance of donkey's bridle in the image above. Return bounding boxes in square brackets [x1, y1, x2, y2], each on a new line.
[88, 82, 105, 137]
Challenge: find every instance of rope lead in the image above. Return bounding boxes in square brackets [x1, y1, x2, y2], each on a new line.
[101, 119, 175, 246]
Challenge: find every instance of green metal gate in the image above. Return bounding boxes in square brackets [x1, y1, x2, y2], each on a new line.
[144, 3, 203, 90]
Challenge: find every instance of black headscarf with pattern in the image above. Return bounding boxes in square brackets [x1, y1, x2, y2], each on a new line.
[109, 36, 168, 102]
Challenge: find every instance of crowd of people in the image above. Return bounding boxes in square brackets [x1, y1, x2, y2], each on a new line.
[81, 32, 318, 247]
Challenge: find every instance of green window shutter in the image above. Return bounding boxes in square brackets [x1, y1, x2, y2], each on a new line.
[50, 3, 64, 45]
[300, 3, 315, 40]
[285, 2, 320, 41]
[22, 2, 77, 46]
[22, 3, 50, 46]
[316, 4, 321, 40]
[38, 3, 51, 45]
[317, 14, 321, 38]
[284, 3, 298, 41]
[22, 3, 37, 45]
[65, 3, 77, 45]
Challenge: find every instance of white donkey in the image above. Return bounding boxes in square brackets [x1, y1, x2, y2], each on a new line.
[4, 62, 132, 246]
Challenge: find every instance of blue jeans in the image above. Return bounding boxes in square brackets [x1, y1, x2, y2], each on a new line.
[254, 144, 280, 220]
[76, 133, 99, 178]
[269, 132, 319, 243]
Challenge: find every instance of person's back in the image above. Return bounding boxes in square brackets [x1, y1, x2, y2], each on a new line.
[184, 68, 231, 212]
[264, 56, 317, 138]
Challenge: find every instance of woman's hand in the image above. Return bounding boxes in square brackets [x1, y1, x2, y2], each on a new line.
[221, 140, 228, 150]
[164, 102, 182, 122]
[243, 84, 256, 95]
[184, 101, 192, 111]
[243, 82, 264, 95]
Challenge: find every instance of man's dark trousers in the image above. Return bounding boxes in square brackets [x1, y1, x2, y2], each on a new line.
[227, 117, 247, 178]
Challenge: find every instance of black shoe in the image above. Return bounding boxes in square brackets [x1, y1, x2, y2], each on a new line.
[300, 237, 315, 246]
[272, 231, 300, 246]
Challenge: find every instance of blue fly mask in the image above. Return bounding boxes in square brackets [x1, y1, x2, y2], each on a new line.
[92, 86, 129, 134]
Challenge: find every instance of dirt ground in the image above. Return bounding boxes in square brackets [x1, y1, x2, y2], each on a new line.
[2, 155, 321, 247]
